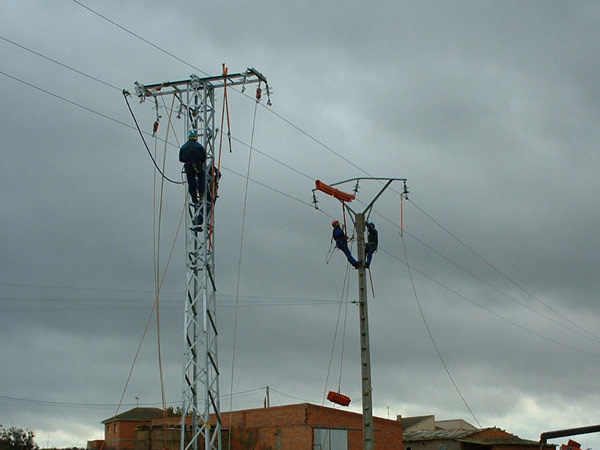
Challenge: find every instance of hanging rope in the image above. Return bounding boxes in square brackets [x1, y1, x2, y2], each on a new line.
[228, 94, 260, 450]
[400, 194, 404, 237]
[367, 268, 375, 298]
[208, 64, 231, 246]
[322, 264, 351, 405]
[101, 96, 185, 450]
[341, 202, 349, 239]
[325, 240, 335, 264]
[337, 277, 350, 393]
[153, 95, 178, 449]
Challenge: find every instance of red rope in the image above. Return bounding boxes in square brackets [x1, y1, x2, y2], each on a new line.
[208, 64, 230, 248]
[400, 195, 404, 237]
[368, 268, 375, 298]
[342, 202, 349, 239]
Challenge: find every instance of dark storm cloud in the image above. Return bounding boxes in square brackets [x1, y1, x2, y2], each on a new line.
[1, 0, 599, 448]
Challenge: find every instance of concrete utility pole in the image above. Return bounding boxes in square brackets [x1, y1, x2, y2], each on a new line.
[133, 67, 269, 450]
[314, 177, 407, 450]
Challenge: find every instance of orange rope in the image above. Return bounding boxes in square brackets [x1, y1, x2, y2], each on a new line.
[400, 194, 404, 237]
[342, 202, 349, 239]
[209, 64, 230, 248]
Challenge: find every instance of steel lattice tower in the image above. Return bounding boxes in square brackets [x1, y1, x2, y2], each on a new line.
[134, 68, 268, 450]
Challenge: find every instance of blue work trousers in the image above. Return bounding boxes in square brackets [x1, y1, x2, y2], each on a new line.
[336, 242, 358, 266]
[186, 169, 205, 204]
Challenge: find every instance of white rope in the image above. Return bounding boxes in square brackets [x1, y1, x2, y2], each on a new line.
[228, 99, 260, 449]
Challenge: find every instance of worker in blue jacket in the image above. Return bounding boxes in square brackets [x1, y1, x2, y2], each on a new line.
[332, 220, 360, 269]
[179, 130, 207, 204]
[197, 164, 222, 228]
[365, 222, 378, 269]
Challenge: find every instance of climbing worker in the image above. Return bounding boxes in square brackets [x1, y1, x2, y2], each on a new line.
[197, 164, 222, 227]
[179, 130, 207, 205]
[365, 222, 378, 269]
[332, 220, 360, 269]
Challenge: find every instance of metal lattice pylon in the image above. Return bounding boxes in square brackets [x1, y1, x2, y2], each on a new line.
[134, 68, 268, 450]
[182, 76, 220, 450]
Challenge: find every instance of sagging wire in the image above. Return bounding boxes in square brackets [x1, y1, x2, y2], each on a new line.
[400, 233, 482, 428]
[122, 90, 184, 185]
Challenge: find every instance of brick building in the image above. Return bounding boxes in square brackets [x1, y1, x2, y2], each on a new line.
[138, 403, 403, 449]
[96, 406, 555, 450]
[101, 407, 164, 450]
[214, 402, 404, 449]
[96, 403, 403, 449]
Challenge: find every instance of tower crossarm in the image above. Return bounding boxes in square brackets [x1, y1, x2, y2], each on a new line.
[135, 67, 268, 100]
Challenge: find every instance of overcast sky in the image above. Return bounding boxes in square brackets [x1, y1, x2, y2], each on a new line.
[2, 1, 600, 448]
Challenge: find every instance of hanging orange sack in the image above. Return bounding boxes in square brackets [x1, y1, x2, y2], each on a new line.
[315, 180, 355, 202]
[327, 390, 351, 407]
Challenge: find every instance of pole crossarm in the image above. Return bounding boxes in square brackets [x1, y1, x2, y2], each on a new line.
[326, 176, 407, 187]
[313, 177, 407, 215]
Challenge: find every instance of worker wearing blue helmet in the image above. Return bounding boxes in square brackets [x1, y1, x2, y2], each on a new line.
[179, 130, 207, 204]
[365, 222, 378, 268]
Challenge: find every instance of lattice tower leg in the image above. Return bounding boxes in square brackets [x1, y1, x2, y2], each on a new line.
[181, 79, 221, 450]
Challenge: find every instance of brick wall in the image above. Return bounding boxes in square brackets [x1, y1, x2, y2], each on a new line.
[145, 403, 403, 449]
[105, 421, 140, 450]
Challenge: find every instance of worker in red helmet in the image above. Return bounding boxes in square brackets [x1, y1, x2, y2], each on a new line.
[331, 220, 360, 269]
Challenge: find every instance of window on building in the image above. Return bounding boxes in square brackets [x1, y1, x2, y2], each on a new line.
[106, 425, 109, 435]
[114, 424, 117, 433]
[313, 428, 347, 450]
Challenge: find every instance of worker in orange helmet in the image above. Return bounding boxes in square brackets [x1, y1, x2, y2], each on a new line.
[331, 220, 360, 269]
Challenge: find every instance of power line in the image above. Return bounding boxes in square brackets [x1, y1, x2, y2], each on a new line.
[122, 90, 183, 184]
[379, 246, 600, 360]
[0, 70, 133, 130]
[4, 68, 595, 361]
[407, 198, 600, 345]
[71, 0, 209, 78]
[401, 235, 482, 427]
[70, 0, 375, 178]
[0, 35, 121, 91]
[357, 196, 600, 346]
[0, 388, 266, 410]
[69, 0, 596, 349]
[2, 66, 594, 352]
[0, 302, 340, 313]
[0, 33, 326, 210]
[0, 69, 323, 218]
[0, 294, 342, 303]
[5, 16, 597, 392]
